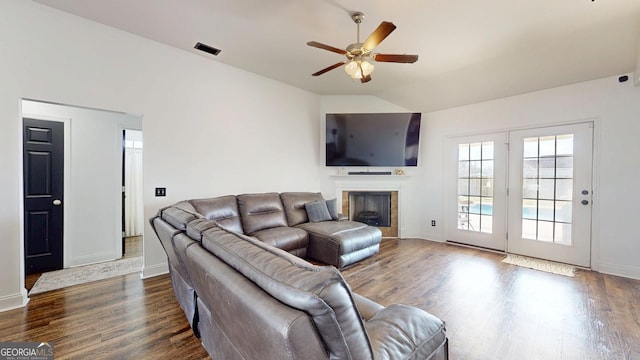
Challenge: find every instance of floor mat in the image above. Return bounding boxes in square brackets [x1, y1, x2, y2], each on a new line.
[502, 254, 576, 277]
[29, 256, 142, 295]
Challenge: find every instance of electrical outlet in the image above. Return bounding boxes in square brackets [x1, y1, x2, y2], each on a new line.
[155, 187, 166, 197]
[431, 220, 436, 227]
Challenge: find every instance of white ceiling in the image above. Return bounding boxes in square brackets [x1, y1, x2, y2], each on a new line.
[34, 0, 640, 112]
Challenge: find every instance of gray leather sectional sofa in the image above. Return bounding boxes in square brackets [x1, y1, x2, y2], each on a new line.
[150, 192, 448, 359]
[170, 192, 382, 269]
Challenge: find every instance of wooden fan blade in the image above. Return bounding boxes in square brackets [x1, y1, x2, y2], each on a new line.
[307, 41, 347, 55]
[361, 74, 372, 83]
[373, 54, 419, 63]
[312, 61, 346, 76]
[362, 21, 396, 50]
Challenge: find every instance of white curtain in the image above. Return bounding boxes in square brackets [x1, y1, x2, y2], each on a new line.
[124, 147, 144, 237]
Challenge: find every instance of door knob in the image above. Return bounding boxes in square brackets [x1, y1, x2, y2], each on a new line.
[581, 200, 589, 205]
[581, 190, 589, 195]
[53, 199, 62, 206]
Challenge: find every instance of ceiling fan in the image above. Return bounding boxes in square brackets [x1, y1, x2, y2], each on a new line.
[307, 12, 418, 83]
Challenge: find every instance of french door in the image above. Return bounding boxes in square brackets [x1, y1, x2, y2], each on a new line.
[508, 123, 593, 267]
[445, 133, 508, 251]
[446, 123, 594, 267]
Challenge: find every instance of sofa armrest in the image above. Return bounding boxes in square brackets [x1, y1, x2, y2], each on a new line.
[365, 304, 447, 360]
[353, 293, 384, 320]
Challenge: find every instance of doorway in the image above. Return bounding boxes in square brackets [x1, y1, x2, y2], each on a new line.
[21, 99, 143, 292]
[122, 129, 144, 258]
[445, 122, 594, 267]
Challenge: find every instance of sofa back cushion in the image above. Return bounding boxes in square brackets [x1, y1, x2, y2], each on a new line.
[237, 193, 288, 235]
[280, 192, 325, 226]
[200, 227, 373, 360]
[189, 195, 243, 233]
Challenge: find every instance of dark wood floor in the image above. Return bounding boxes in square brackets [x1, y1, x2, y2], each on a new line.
[122, 235, 143, 259]
[4, 239, 640, 359]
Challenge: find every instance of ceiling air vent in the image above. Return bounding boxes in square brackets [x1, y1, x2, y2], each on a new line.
[194, 42, 221, 56]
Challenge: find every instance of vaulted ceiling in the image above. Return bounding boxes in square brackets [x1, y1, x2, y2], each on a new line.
[34, 0, 640, 112]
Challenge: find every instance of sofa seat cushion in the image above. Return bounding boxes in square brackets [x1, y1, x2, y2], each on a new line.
[251, 226, 309, 253]
[366, 304, 447, 360]
[297, 220, 382, 268]
[297, 219, 367, 237]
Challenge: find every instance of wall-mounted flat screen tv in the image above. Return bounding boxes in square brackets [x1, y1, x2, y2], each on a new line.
[325, 112, 422, 167]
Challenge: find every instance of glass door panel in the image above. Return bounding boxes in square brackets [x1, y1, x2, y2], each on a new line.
[520, 134, 574, 243]
[457, 141, 494, 233]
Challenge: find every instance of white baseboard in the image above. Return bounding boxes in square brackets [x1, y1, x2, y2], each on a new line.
[399, 234, 444, 242]
[68, 252, 120, 268]
[597, 262, 640, 280]
[142, 262, 169, 279]
[0, 288, 29, 313]
[421, 232, 443, 242]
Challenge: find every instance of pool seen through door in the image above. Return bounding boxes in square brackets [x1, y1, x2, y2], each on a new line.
[445, 122, 593, 267]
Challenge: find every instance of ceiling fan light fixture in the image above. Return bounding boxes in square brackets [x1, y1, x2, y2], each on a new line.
[308, 11, 416, 82]
[344, 60, 374, 79]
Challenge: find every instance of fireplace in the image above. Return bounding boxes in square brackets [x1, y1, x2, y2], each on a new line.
[349, 192, 391, 227]
[342, 190, 399, 237]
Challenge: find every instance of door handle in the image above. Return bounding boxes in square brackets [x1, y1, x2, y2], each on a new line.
[53, 199, 62, 206]
[581, 200, 589, 205]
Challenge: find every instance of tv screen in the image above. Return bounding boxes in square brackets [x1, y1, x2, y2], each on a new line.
[325, 112, 422, 167]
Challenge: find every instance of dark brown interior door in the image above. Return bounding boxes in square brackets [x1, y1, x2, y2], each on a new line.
[23, 118, 64, 274]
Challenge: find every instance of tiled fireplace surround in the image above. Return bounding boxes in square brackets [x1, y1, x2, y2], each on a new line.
[335, 180, 406, 238]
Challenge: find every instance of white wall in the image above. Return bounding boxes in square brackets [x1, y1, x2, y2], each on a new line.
[0, 0, 320, 311]
[420, 75, 640, 278]
[22, 100, 142, 267]
[635, 35, 640, 86]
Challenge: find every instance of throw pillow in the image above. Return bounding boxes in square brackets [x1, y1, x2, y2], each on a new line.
[325, 198, 340, 220]
[305, 201, 332, 222]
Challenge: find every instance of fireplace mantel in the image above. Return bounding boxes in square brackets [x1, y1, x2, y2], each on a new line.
[329, 174, 412, 179]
